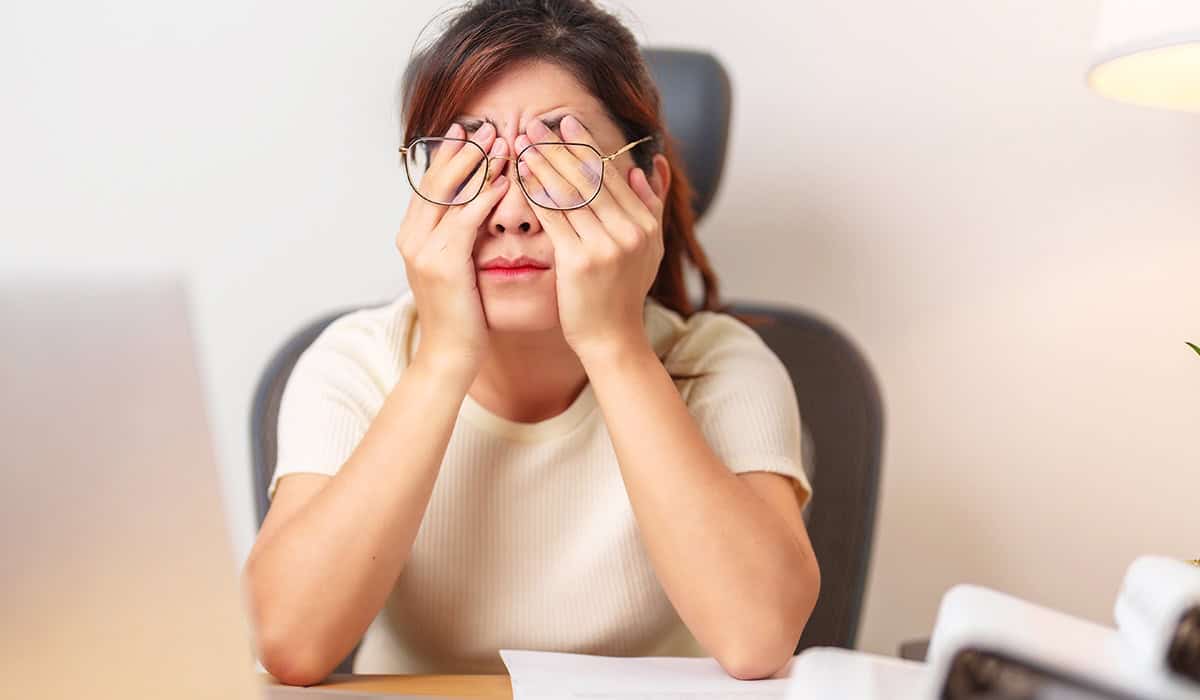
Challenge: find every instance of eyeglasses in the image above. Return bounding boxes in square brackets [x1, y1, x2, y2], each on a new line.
[398, 134, 654, 211]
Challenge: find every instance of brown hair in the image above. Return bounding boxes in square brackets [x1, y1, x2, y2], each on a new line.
[399, 0, 721, 317]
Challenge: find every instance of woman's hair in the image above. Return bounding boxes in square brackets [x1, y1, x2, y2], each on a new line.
[399, 0, 721, 317]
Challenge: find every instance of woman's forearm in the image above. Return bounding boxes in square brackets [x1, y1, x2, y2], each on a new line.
[580, 340, 818, 679]
[244, 353, 473, 685]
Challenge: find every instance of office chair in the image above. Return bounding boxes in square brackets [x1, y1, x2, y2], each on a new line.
[250, 49, 884, 671]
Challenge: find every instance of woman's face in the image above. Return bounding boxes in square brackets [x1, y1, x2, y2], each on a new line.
[455, 59, 644, 334]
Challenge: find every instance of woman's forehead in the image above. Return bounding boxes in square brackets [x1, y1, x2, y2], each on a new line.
[456, 60, 613, 135]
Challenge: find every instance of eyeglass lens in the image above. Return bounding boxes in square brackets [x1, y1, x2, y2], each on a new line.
[405, 138, 603, 210]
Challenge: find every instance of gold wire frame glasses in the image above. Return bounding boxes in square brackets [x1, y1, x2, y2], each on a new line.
[398, 135, 654, 210]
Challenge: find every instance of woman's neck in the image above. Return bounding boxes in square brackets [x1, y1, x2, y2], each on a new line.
[469, 327, 589, 424]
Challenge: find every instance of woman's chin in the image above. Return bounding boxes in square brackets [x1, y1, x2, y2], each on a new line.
[479, 293, 560, 333]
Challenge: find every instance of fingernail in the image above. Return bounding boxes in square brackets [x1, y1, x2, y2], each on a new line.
[492, 175, 509, 189]
[478, 122, 495, 138]
[514, 134, 530, 151]
[561, 115, 580, 135]
[445, 123, 462, 138]
[489, 137, 507, 156]
[526, 120, 547, 139]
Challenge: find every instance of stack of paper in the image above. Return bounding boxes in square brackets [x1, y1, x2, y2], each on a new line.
[783, 647, 925, 700]
[499, 649, 793, 700]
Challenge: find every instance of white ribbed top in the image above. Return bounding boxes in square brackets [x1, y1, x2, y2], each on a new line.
[269, 293, 812, 674]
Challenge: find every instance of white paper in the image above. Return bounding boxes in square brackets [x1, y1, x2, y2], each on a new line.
[499, 649, 793, 700]
[784, 647, 927, 700]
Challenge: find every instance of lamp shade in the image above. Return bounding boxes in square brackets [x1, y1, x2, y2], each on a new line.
[1088, 0, 1200, 112]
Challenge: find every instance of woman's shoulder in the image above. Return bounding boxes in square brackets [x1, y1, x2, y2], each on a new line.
[644, 299, 779, 377]
[293, 291, 417, 385]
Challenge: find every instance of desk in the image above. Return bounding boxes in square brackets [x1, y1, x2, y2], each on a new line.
[267, 674, 512, 698]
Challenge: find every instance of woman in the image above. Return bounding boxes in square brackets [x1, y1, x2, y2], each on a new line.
[244, 0, 819, 685]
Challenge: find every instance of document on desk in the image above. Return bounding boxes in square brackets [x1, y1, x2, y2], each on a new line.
[499, 649, 793, 700]
[784, 647, 927, 700]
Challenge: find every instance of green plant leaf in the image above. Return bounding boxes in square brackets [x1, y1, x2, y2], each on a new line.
[1189, 342, 1200, 357]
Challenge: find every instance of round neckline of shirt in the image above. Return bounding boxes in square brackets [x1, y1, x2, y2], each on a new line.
[459, 382, 598, 443]
[404, 305, 600, 444]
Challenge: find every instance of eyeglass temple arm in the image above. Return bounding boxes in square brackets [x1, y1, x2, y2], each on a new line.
[600, 135, 655, 162]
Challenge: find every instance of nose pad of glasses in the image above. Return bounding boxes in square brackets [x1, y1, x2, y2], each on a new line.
[488, 155, 517, 176]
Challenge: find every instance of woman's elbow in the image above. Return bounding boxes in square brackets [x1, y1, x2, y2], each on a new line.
[714, 614, 807, 680]
[257, 631, 336, 687]
[718, 643, 795, 680]
[720, 565, 821, 680]
[246, 582, 337, 685]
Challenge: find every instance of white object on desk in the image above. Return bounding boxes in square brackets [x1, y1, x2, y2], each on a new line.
[498, 649, 793, 699]
[784, 647, 926, 700]
[925, 584, 1197, 700]
[1114, 555, 1200, 679]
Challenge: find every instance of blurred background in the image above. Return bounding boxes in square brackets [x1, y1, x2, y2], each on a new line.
[2, 0, 1197, 658]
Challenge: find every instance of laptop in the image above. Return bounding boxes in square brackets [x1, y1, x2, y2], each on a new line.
[0, 274, 446, 700]
[0, 273, 261, 700]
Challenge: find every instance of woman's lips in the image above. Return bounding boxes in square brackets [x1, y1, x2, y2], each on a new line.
[478, 265, 547, 279]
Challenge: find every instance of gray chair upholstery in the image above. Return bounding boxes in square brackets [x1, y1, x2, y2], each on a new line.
[250, 48, 883, 673]
[642, 48, 731, 219]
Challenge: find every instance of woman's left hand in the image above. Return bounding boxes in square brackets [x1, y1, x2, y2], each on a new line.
[515, 115, 666, 364]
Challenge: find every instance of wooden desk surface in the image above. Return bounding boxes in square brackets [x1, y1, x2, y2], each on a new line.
[267, 674, 512, 698]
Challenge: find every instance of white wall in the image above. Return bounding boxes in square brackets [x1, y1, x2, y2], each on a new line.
[4, 0, 1198, 657]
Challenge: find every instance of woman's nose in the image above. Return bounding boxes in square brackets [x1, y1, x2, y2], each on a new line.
[485, 156, 540, 236]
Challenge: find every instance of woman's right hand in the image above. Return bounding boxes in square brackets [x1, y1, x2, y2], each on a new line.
[395, 122, 509, 383]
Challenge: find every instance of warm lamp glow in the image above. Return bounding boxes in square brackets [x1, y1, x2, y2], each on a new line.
[1088, 1, 1200, 112]
[1089, 42, 1200, 112]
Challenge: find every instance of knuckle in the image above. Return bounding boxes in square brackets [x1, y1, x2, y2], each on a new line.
[577, 254, 600, 273]
[594, 244, 620, 265]
[412, 246, 438, 270]
[401, 238, 425, 263]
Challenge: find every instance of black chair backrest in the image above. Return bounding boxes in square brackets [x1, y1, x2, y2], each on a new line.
[642, 48, 731, 219]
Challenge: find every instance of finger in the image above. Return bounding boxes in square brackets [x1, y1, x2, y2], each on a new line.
[437, 138, 511, 254]
[518, 164, 583, 259]
[515, 134, 611, 246]
[526, 118, 611, 210]
[421, 122, 496, 205]
[401, 124, 472, 243]
[628, 166, 665, 224]
[555, 115, 658, 235]
[528, 121, 648, 248]
[430, 176, 508, 259]
[515, 134, 610, 244]
[515, 130, 592, 210]
[428, 122, 467, 169]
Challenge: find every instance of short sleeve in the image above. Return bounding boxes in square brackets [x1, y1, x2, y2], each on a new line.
[668, 312, 813, 511]
[268, 308, 398, 500]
